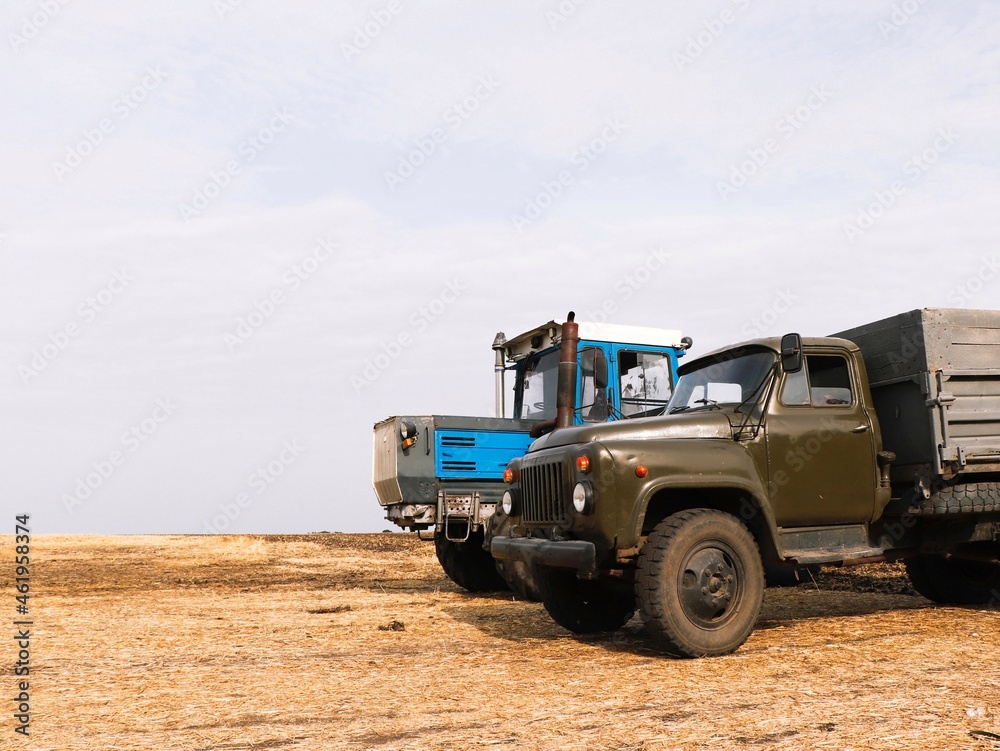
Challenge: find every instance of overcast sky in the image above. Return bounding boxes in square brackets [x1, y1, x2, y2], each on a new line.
[2, 1, 999, 534]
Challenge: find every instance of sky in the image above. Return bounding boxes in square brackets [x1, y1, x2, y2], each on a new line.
[2, 1, 999, 534]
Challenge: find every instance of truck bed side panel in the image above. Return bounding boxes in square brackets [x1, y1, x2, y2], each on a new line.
[834, 308, 1000, 476]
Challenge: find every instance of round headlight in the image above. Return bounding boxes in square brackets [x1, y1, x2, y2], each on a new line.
[501, 490, 514, 515]
[572, 482, 593, 514]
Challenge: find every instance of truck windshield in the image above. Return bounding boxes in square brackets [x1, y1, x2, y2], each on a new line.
[517, 349, 560, 420]
[668, 350, 776, 413]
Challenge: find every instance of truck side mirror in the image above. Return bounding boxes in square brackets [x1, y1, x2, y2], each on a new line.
[780, 333, 803, 373]
[594, 349, 608, 390]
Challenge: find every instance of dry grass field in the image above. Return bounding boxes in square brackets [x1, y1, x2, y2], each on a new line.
[4, 533, 1000, 750]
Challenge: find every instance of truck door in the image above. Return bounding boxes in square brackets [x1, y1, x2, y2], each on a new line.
[765, 352, 878, 526]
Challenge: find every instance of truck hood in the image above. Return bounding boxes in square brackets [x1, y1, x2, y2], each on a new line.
[528, 411, 735, 452]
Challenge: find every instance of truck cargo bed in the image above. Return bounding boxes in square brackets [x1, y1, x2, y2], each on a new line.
[834, 308, 1000, 480]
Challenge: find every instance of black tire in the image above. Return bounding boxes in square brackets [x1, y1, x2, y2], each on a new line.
[636, 509, 765, 658]
[487, 514, 542, 601]
[536, 566, 636, 634]
[904, 554, 1000, 605]
[495, 558, 542, 601]
[921, 482, 1000, 514]
[434, 529, 508, 593]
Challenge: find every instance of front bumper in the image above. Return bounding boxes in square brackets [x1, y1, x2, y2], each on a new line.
[490, 536, 597, 578]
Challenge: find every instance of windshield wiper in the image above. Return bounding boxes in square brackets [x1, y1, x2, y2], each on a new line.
[669, 399, 719, 414]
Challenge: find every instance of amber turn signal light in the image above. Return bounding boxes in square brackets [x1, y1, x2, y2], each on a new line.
[576, 455, 591, 474]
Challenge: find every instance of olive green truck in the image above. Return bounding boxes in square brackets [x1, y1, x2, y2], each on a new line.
[491, 308, 1000, 657]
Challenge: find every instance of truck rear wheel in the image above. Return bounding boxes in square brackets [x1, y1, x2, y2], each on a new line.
[904, 554, 1000, 605]
[636, 509, 765, 658]
[536, 566, 636, 634]
[434, 529, 508, 593]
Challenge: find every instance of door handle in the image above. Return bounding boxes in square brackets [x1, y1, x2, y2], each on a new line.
[851, 424, 869, 433]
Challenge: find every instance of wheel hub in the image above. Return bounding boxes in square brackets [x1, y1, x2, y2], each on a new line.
[680, 545, 740, 626]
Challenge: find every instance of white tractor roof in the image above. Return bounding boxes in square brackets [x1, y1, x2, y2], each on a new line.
[500, 320, 685, 362]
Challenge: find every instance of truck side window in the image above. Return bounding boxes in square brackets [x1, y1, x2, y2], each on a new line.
[807, 355, 852, 406]
[620, 351, 673, 417]
[780, 354, 853, 407]
[780, 367, 810, 406]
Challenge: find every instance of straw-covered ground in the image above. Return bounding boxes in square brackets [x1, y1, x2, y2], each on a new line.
[4, 533, 1000, 750]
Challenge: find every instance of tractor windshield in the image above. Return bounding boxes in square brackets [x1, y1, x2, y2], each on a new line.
[516, 349, 560, 420]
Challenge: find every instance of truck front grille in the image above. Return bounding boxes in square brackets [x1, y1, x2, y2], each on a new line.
[522, 461, 567, 524]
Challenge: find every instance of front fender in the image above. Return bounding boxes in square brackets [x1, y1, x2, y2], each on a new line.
[603, 439, 780, 552]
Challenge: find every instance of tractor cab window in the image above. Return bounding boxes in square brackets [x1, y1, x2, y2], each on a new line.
[620, 351, 673, 418]
[518, 349, 559, 420]
[580, 347, 610, 422]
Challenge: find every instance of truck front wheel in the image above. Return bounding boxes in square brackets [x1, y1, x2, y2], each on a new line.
[434, 530, 508, 593]
[636, 509, 765, 658]
[536, 566, 636, 634]
[904, 554, 1000, 605]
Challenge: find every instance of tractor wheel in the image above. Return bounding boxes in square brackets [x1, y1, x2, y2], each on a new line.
[487, 513, 541, 601]
[434, 529, 508, 593]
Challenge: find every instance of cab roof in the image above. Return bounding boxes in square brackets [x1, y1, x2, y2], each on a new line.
[500, 320, 686, 362]
[677, 336, 859, 375]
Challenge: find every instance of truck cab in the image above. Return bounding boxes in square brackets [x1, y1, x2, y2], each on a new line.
[372, 315, 692, 595]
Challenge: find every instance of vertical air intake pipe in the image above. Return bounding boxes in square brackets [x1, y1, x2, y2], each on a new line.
[556, 312, 579, 429]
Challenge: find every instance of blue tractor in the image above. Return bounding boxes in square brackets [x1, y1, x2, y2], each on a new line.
[372, 312, 692, 595]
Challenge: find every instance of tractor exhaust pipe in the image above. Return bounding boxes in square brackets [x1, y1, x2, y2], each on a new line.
[556, 312, 579, 429]
[492, 331, 507, 418]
